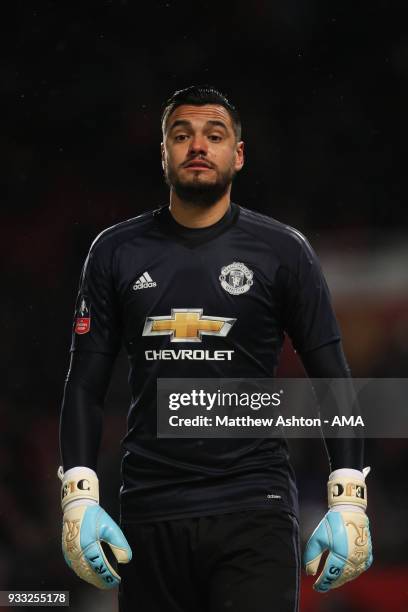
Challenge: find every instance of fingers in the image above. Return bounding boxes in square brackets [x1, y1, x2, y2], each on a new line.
[305, 553, 323, 577]
[313, 552, 346, 592]
[97, 508, 132, 564]
[304, 511, 373, 593]
[304, 520, 329, 576]
[108, 542, 132, 564]
[63, 504, 133, 589]
[81, 540, 121, 589]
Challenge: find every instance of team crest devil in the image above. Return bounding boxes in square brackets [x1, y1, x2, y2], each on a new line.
[219, 262, 254, 295]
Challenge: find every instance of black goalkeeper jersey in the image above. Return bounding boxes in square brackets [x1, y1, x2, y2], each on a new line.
[70, 202, 340, 523]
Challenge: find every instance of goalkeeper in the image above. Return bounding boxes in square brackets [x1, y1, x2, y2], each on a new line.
[58, 85, 372, 610]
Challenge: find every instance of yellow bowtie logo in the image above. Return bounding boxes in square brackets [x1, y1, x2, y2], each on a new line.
[143, 309, 236, 343]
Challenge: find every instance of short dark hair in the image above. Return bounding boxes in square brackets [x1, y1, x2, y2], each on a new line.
[161, 85, 242, 141]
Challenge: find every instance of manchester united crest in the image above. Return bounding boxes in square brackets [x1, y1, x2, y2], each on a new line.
[219, 262, 254, 295]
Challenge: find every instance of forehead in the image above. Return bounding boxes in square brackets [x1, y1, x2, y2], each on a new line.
[166, 104, 234, 131]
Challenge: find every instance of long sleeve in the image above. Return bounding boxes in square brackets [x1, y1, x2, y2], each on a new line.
[300, 340, 364, 471]
[60, 235, 121, 471]
[59, 351, 116, 470]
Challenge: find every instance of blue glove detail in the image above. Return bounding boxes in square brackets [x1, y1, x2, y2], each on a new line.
[304, 510, 372, 592]
[62, 503, 132, 590]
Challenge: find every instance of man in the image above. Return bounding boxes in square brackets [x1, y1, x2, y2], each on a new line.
[59, 86, 372, 611]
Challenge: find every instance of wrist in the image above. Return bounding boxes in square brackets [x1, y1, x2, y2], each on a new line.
[327, 466, 370, 511]
[62, 465, 98, 480]
[58, 465, 99, 511]
[64, 498, 99, 512]
[329, 467, 365, 481]
[328, 504, 365, 514]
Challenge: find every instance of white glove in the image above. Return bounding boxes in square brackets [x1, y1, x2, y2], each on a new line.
[304, 467, 373, 592]
[58, 466, 132, 589]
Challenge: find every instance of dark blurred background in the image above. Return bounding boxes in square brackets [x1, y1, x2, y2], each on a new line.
[1, 1, 408, 610]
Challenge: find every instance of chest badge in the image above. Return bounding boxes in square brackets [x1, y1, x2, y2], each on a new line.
[219, 262, 254, 295]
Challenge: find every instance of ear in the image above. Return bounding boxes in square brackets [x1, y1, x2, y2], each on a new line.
[161, 142, 165, 169]
[234, 141, 245, 172]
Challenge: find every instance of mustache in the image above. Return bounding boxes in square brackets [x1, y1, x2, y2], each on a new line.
[181, 157, 214, 169]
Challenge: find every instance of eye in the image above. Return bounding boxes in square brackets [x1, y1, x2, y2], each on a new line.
[208, 134, 223, 142]
[174, 134, 188, 142]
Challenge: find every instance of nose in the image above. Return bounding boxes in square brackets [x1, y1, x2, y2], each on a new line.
[188, 134, 208, 156]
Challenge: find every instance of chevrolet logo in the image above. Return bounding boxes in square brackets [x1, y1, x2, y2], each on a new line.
[143, 309, 236, 343]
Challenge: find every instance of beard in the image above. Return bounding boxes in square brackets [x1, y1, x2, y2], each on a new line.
[164, 161, 237, 208]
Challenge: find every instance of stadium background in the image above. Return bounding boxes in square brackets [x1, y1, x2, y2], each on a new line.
[2, 1, 407, 610]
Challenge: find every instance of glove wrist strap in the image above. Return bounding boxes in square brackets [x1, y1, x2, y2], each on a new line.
[58, 465, 99, 511]
[327, 467, 369, 511]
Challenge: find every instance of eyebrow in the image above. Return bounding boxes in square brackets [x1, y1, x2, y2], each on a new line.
[168, 119, 229, 133]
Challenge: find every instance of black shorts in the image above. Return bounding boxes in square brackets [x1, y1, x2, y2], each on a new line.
[118, 509, 301, 612]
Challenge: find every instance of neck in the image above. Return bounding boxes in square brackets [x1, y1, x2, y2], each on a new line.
[169, 189, 231, 228]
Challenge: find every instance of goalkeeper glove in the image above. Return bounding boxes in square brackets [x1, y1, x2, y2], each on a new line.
[304, 467, 373, 592]
[58, 465, 132, 589]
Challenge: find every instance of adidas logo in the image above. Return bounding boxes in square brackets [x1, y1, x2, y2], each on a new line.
[133, 271, 157, 290]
